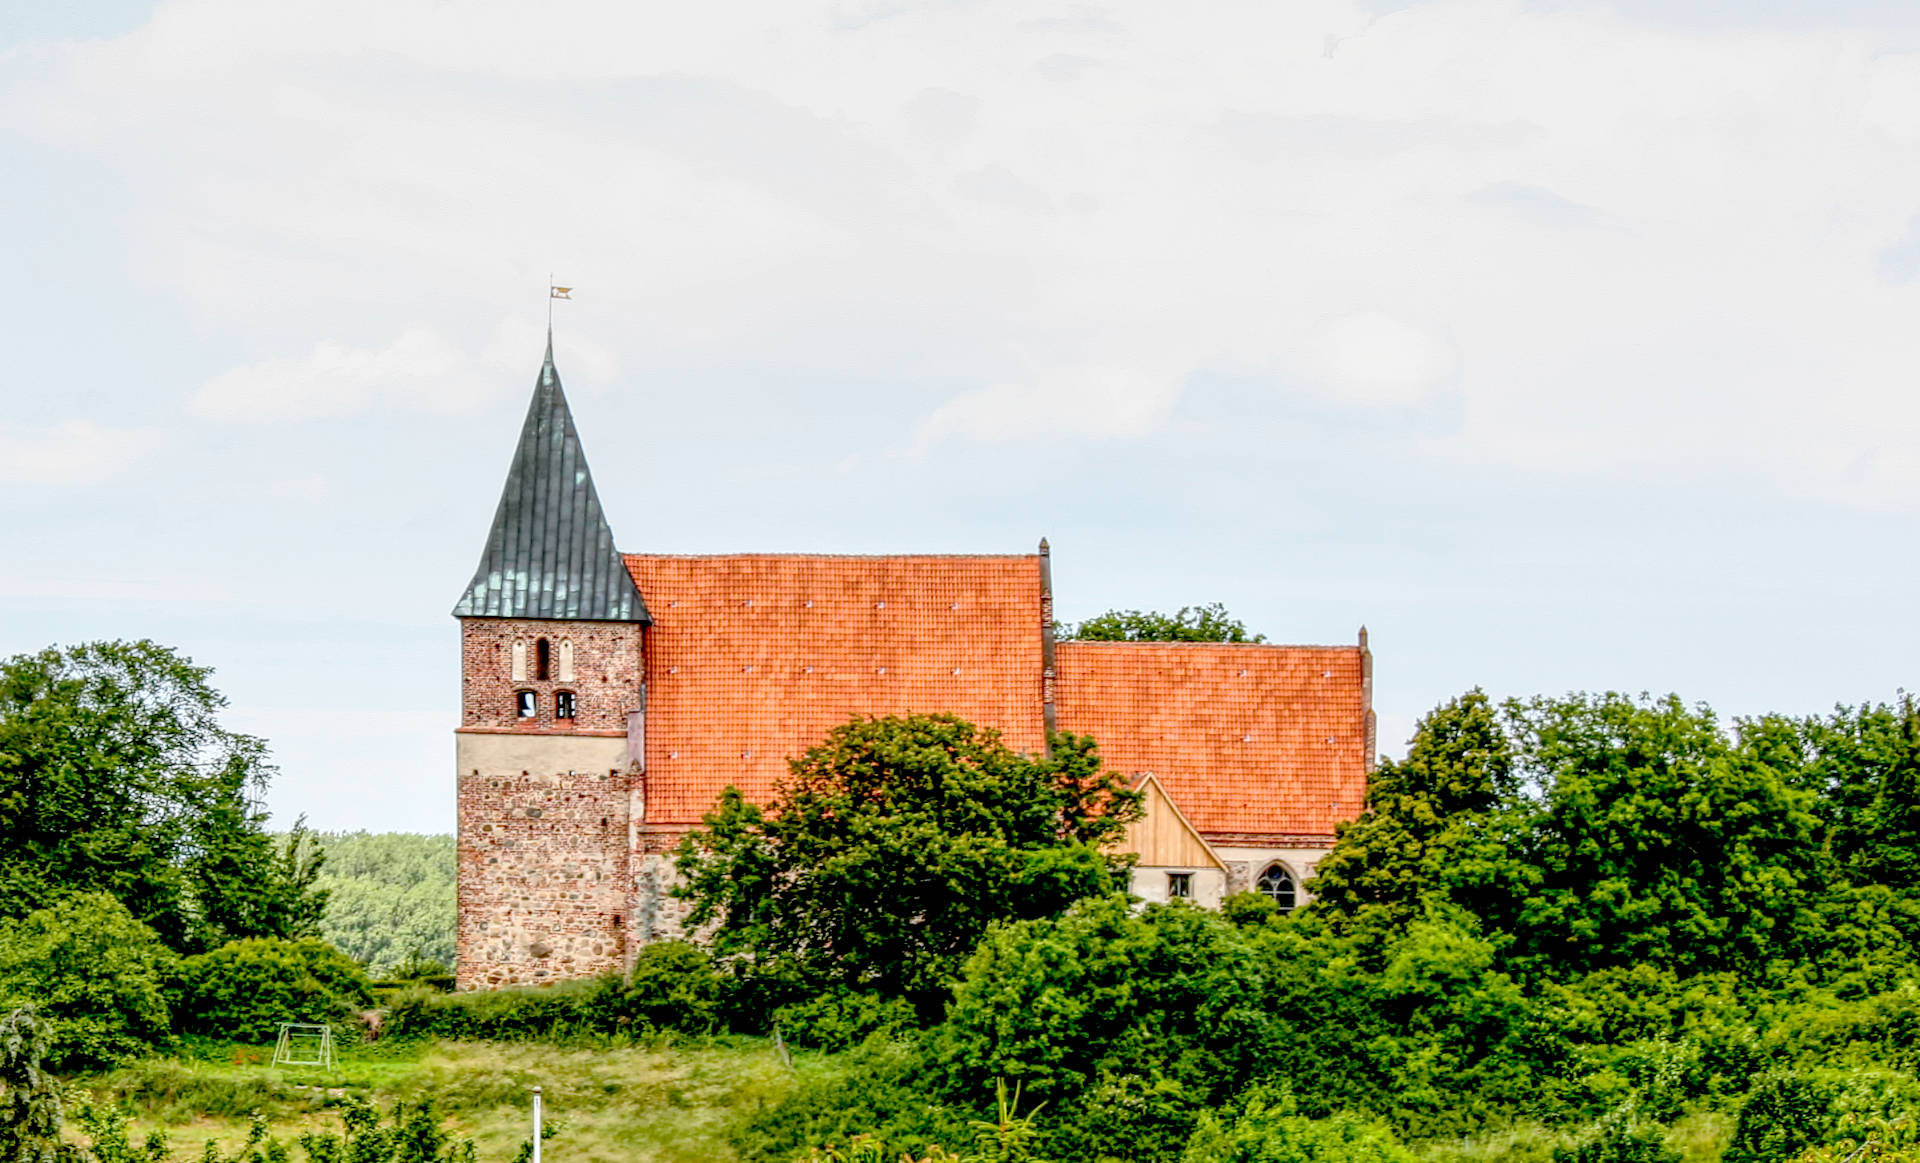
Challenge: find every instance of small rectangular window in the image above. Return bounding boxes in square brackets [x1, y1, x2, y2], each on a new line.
[555, 691, 576, 720]
[516, 691, 536, 719]
[1167, 872, 1193, 899]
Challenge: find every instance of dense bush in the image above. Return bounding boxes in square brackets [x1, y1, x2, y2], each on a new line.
[1179, 1086, 1412, 1163]
[733, 1038, 972, 1163]
[935, 896, 1274, 1161]
[175, 937, 372, 1041]
[386, 941, 722, 1042]
[0, 893, 177, 1069]
[1549, 1103, 1680, 1163]
[774, 988, 917, 1052]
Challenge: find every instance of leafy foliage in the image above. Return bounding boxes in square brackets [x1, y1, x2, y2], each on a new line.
[174, 938, 372, 1042]
[1179, 1085, 1412, 1163]
[0, 1006, 73, 1163]
[1305, 690, 1515, 948]
[0, 894, 177, 1070]
[304, 832, 454, 976]
[675, 714, 1139, 1017]
[1505, 693, 1823, 976]
[935, 896, 1275, 1161]
[1060, 604, 1265, 643]
[385, 942, 722, 1042]
[0, 641, 326, 952]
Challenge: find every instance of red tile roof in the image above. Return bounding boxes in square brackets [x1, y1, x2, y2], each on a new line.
[625, 554, 1047, 823]
[1053, 641, 1368, 838]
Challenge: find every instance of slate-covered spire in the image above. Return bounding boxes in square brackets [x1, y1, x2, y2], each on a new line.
[452, 335, 650, 622]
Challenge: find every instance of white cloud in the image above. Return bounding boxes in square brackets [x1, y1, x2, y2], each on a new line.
[0, 422, 152, 486]
[916, 360, 1184, 445]
[1303, 311, 1459, 406]
[11, 0, 1920, 496]
[192, 319, 618, 422]
[194, 327, 474, 421]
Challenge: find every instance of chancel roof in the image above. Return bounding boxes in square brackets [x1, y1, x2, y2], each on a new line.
[453, 340, 650, 623]
[1054, 640, 1368, 838]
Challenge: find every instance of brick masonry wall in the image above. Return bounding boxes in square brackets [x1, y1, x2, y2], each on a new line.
[461, 617, 644, 732]
[456, 617, 646, 989]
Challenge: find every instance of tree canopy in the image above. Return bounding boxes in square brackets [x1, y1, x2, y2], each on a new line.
[1304, 690, 1517, 950]
[1059, 603, 1266, 643]
[0, 640, 326, 952]
[674, 714, 1140, 1016]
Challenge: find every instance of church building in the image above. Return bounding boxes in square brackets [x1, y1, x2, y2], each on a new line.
[453, 342, 1375, 989]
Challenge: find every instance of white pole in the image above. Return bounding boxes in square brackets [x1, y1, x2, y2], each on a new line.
[532, 1086, 543, 1163]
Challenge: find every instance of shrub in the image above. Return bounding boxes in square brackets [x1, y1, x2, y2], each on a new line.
[1180, 1085, 1412, 1163]
[0, 893, 177, 1069]
[1551, 1104, 1680, 1163]
[175, 937, 372, 1041]
[1724, 1072, 1835, 1163]
[385, 942, 723, 1042]
[733, 1037, 971, 1163]
[935, 896, 1274, 1161]
[774, 989, 916, 1052]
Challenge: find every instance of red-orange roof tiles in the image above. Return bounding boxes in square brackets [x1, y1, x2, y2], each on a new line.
[626, 554, 1046, 823]
[1053, 641, 1368, 838]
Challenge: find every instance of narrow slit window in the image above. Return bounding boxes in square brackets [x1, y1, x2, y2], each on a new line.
[515, 690, 536, 719]
[1167, 872, 1193, 899]
[535, 638, 551, 681]
[555, 691, 576, 720]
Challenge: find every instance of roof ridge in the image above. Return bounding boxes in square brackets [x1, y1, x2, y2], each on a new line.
[1056, 640, 1359, 651]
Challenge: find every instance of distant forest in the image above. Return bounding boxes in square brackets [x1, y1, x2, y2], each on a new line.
[298, 831, 455, 975]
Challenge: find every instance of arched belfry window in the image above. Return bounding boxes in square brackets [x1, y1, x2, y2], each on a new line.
[1256, 862, 1296, 911]
[535, 638, 550, 681]
[515, 690, 537, 719]
[554, 691, 576, 720]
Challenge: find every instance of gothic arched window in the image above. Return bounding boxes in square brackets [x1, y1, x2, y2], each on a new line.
[1256, 862, 1296, 911]
[554, 691, 576, 720]
[515, 690, 537, 719]
[535, 638, 551, 681]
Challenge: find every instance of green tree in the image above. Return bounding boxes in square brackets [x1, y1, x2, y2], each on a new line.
[0, 1006, 78, 1163]
[0, 893, 177, 1070]
[1505, 693, 1821, 976]
[1842, 698, 1920, 892]
[674, 714, 1139, 1016]
[1061, 604, 1266, 643]
[935, 896, 1274, 1162]
[306, 832, 454, 975]
[0, 641, 326, 952]
[1305, 691, 1517, 947]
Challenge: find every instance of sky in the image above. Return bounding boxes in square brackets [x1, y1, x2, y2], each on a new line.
[6, 0, 1920, 833]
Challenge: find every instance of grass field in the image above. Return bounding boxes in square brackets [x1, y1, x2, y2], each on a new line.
[75, 1036, 1737, 1163]
[82, 1035, 800, 1162]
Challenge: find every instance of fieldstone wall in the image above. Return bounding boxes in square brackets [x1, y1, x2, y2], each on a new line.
[455, 616, 647, 989]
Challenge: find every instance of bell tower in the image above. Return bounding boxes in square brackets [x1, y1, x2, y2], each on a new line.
[452, 336, 649, 989]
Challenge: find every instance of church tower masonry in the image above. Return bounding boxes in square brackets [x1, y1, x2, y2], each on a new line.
[452, 338, 649, 989]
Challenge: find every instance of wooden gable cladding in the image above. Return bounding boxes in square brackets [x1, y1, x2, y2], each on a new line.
[1117, 774, 1225, 870]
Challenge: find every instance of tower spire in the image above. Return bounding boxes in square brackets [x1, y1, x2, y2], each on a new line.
[452, 343, 649, 623]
